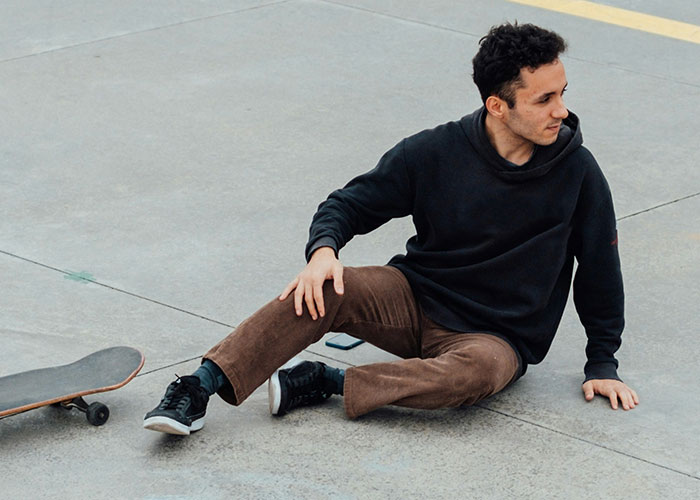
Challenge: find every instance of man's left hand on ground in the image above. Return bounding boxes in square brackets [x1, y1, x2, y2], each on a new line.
[582, 379, 639, 410]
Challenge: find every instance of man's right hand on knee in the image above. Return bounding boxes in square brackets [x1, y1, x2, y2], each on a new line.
[279, 246, 344, 320]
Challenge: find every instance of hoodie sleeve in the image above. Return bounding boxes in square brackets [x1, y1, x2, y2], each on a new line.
[572, 157, 625, 382]
[305, 139, 414, 262]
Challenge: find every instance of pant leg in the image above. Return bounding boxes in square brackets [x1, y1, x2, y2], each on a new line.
[343, 317, 520, 419]
[204, 265, 422, 405]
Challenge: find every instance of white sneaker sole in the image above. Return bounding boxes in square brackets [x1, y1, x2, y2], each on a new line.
[268, 372, 282, 415]
[143, 415, 205, 435]
[268, 357, 304, 415]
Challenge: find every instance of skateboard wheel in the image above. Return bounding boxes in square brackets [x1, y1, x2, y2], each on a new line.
[86, 402, 109, 426]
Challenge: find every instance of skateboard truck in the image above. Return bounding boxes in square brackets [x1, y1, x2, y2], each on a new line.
[56, 397, 110, 426]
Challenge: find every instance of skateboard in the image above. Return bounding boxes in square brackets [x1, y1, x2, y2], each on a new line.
[0, 346, 144, 426]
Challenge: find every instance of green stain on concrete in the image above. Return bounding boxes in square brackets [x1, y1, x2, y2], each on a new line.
[63, 270, 95, 284]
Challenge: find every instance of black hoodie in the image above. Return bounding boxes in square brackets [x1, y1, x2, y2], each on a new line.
[306, 107, 624, 382]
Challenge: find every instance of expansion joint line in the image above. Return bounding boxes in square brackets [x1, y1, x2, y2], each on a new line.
[617, 191, 700, 221]
[137, 349, 344, 377]
[315, 0, 700, 89]
[0, 249, 335, 371]
[0, 249, 234, 329]
[137, 356, 203, 377]
[476, 405, 700, 481]
[317, 0, 480, 37]
[0, 0, 292, 65]
[2, 189, 699, 479]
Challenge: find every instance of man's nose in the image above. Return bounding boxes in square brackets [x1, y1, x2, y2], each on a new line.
[553, 97, 568, 119]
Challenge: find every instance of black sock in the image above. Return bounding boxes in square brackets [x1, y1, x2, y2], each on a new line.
[323, 365, 345, 396]
[193, 359, 227, 396]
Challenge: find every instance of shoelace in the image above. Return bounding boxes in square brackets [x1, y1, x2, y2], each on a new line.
[159, 376, 195, 411]
[286, 367, 330, 407]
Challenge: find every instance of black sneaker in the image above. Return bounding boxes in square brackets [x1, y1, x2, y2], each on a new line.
[268, 360, 333, 416]
[143, 376, 209, 435]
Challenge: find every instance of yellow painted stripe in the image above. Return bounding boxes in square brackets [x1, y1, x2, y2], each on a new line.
[507, 0, 700, 44]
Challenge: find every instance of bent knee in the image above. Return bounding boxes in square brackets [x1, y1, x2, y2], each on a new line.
[450, 344, 518, 402]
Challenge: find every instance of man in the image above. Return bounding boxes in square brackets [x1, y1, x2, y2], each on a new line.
[144, 22, 639, 436]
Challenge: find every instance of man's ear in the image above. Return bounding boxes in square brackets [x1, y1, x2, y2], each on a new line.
[485, 95, 506, 119]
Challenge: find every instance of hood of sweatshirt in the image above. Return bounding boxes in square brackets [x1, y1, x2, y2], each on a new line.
[460, 106, 583, 183]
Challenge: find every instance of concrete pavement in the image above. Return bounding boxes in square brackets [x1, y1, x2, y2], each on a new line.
[1, 1, 699, 498]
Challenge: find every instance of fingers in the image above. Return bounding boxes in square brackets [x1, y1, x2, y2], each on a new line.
[279, 277, 299, 301]
[293, 281, 305, 317]
[279, 265, 344, 320]
[286, 277, 323, 320]
[584, 380, 640, 411]
[304, 282, 318, 321]
[280, 257, 345, 319]
[333, 266, 344, 295]
[624, 390, 634, 410]
[284, 276, 320, 320]
[608, 383, 639, 411]
[313, 283, 325, 319]
[620, 388, 639, 410]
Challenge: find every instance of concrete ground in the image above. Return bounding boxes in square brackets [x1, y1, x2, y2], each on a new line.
[1, 1, 699, 498]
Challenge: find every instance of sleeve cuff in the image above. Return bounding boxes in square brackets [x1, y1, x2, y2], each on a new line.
[584, 362, 621, 383]
[305, 237, 339, 262]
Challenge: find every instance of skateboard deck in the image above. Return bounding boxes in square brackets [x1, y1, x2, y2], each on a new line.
[0, 346, 144, 426]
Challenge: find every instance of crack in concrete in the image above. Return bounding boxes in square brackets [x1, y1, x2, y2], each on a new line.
[2, 187, 699, 482]
[136, 349, 349, 377]
[0, 249, 235, 329]
[137, 356, 203, 377]
[617, 191, 700, 222]
[477, 405, 700, 481]
[137, 346, 700, 482]
[2, 0, 698, 484]
[0, 0, 292, 65]
[317, 0, 483, 37]
[2, 0, 699, 91]
[316, 0, 700, 90]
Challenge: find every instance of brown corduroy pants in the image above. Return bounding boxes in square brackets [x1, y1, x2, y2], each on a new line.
[205, 266, 520, 419]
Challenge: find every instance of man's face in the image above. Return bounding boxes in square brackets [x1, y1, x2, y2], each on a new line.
[502, 59, 569, 147]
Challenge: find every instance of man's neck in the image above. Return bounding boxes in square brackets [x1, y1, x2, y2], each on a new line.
[484, 113, 535, 166]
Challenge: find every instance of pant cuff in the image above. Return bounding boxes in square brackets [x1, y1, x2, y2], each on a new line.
[343, 367, 359, 419]
[203, 354, 245, 406]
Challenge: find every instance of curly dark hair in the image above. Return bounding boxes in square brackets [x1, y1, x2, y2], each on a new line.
[472, 22, 567, 107]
